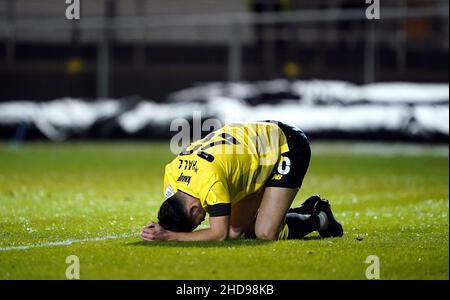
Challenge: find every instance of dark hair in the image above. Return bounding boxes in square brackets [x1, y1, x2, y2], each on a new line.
[158, 193, 196, 232]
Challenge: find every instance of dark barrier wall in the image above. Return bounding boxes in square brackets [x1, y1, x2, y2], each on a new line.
[0, 43, 448, 102]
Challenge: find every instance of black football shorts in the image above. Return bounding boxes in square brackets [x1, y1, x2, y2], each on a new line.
[264, 120, 311, 189]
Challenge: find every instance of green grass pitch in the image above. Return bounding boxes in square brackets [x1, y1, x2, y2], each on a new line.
[0, 142, 448, 279]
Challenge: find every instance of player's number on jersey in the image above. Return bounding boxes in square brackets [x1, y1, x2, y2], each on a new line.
[277, 156, 291, 175]
[200, 132, 240, 151]
[180, 132, 240, 162]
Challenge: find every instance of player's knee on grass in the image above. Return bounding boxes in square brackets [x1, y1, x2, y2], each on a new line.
[228, 226, 244, 240]
[254, 222, 281, 241]
[254, 187, 299, 241]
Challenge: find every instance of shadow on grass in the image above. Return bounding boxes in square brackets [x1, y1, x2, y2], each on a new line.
[302, 236, 323, 241]
[127, 240, 270, 248]
[127, 235, 324, 248]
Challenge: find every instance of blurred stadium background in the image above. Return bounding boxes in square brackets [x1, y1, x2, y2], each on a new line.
[0, 0, 448, 142]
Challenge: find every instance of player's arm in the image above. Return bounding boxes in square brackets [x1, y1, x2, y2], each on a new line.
[141, 215, 230, 241]
[165, 180, 232, 241]
[167, 215, 230, 241]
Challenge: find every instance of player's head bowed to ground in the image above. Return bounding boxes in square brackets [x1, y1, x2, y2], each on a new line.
[141, 121, 343, 242]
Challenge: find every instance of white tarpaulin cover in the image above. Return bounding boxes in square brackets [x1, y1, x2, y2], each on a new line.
[0, 80, 448, 141]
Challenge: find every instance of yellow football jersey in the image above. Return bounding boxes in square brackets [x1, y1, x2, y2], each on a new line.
[163, 122, 289, 216]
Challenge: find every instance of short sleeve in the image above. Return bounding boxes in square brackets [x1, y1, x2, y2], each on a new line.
[204, 181, 231, 217]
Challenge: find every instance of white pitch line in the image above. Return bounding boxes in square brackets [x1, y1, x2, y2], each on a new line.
[0, 233, 138, 252]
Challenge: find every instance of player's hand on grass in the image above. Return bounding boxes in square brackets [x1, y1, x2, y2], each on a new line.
[141, 221, 168, 241]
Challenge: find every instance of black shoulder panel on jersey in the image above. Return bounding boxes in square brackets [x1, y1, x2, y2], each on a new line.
[206, 203, 231, 217]
[197, 151, 215, 162]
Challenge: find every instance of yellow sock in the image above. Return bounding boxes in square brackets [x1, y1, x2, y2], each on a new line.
[278, 223, 289, 240]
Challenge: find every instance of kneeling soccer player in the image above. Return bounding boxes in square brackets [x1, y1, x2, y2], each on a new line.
[141, 120, 343, 241]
